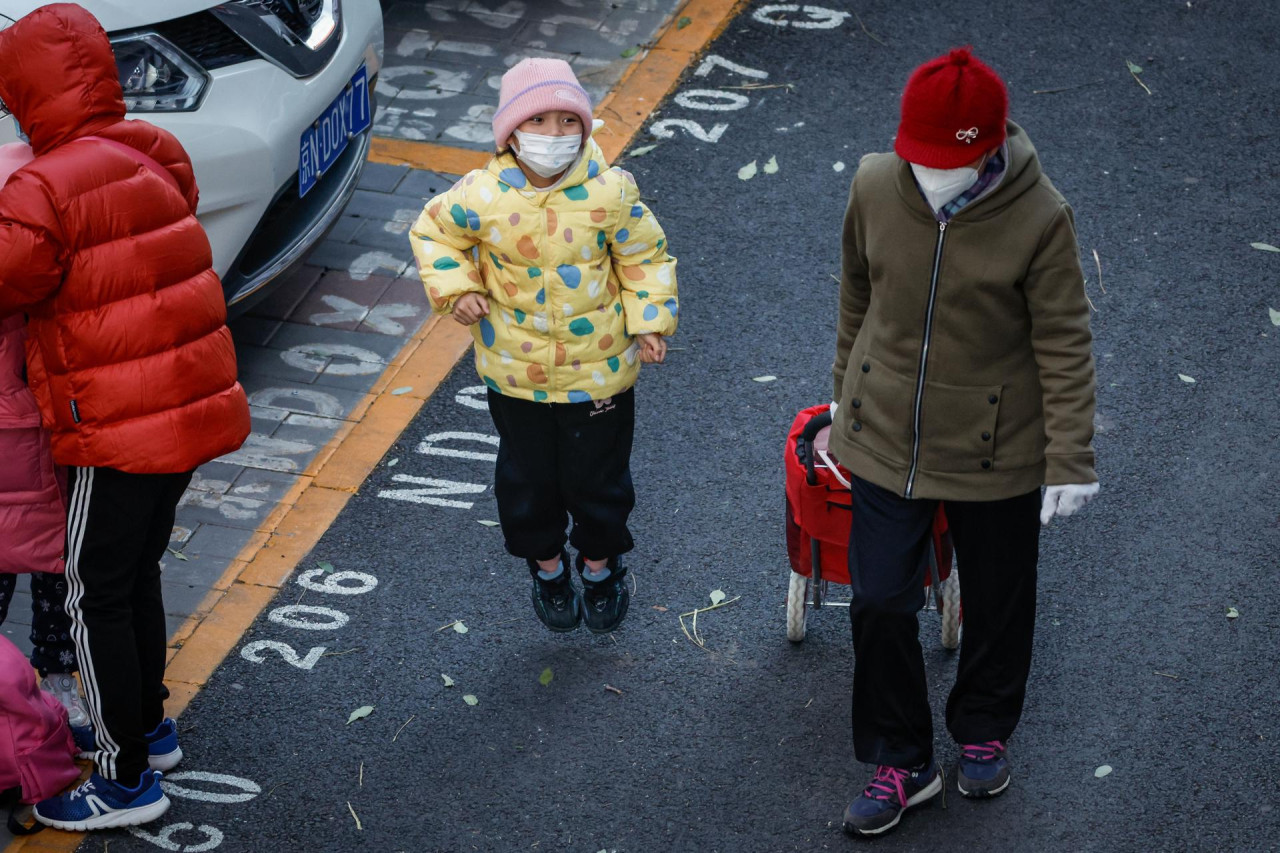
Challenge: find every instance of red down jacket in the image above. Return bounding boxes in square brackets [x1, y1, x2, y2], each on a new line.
[0, 4, 249, 474]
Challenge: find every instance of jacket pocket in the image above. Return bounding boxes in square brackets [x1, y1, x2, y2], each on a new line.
[0, 418, 53, 498]
[842, 355, 916, 466]
[917, 379, 1004, 474]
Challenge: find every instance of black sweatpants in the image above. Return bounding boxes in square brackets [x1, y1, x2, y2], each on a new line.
[487, 388, 635, 564]
[65, 466, 191, 785]
[847, 474, 1040, 769]
[0, 571, 78, 676]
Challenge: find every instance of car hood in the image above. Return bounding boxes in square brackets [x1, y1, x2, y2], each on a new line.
[0, 0, 219, 32]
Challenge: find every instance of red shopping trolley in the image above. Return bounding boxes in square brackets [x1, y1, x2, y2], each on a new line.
[783, 404, 961, 645]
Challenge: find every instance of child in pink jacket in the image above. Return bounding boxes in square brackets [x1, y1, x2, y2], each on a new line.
[0, 141, 86, 730]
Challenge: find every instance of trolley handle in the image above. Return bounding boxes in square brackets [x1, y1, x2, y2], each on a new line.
[801, 410, 833, 485]
[801, 410, 833, 443]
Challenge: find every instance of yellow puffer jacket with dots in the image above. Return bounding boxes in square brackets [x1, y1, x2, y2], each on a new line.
[409, 138, 678, 403]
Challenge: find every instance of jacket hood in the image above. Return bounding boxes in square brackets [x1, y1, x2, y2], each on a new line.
[895, 121, 1044, 222]
[0, 4, 126, 155]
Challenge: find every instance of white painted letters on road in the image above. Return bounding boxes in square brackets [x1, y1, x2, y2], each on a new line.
[377, 474, 487, 508]
[694, 55, 768, 79]
[268, 604, 351, 631]
[416, 431, 500, 462]
[752, 4, 850, 28]
[649, 119, 729, 143]
[673, 89, 751, 112]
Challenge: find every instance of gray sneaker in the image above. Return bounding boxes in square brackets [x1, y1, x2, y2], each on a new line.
[41, 673, 90, 728]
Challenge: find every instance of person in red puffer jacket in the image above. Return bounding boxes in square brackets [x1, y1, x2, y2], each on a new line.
[0, 4, 250, 831]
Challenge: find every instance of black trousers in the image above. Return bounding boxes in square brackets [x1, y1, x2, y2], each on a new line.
[64, 466, 190, 784]
[0, 571, 77, 676]
[847, 474, 1040, 768]
[487, 388, 635, 564]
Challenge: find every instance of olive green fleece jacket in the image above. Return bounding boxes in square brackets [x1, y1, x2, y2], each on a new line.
[830, 122, 1097, 502]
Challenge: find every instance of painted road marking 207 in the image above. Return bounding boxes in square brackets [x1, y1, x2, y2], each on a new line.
[648, 7, 849, 147]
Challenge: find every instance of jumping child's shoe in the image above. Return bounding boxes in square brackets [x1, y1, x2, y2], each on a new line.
[528, 551, 581, 632]
[575, 554, 629, 634]
[957, 740, 1010, 798]
[33, 770, 170, 831]
[842, 760, 942, 837]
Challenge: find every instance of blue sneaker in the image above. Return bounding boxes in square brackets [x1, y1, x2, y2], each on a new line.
[33, 770, 170, 831]
[842, 760, 942, 837]
[957, 740, 1010, 798]
[73, 718, 184, 772]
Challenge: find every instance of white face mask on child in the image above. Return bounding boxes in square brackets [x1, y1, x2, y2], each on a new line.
[910, 163, 979, 213]
[512, 130, 581, 178]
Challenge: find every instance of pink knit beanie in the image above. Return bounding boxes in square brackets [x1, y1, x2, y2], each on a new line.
[491, 58, 594, 151]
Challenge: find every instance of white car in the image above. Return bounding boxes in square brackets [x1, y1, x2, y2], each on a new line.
[0, 0, 384, 309]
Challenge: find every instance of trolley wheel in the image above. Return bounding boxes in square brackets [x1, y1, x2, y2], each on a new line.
[786, 570, 811, 643]
[939, 570, 962, 650]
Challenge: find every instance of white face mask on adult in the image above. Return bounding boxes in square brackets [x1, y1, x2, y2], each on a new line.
[512, 130, 581, 178]
[910, 163, 979, 213]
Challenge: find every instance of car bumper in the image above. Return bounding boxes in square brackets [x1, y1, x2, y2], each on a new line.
[151, 1, 384, 306]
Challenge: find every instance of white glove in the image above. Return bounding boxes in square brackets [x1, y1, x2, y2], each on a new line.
[1040, 483, 1099, 526]
[829, 401, 838, 419]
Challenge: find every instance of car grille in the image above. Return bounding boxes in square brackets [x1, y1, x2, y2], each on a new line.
[256, 0, 322, 35]
[154, 12, 258, 70]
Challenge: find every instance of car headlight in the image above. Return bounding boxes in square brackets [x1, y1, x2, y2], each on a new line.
[304, 0, 342, 50]
[109, 34, 209, 112]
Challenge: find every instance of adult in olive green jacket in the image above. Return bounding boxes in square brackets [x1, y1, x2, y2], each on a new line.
[833, 48, 1099, 839]
[830, 125, 1096, 501]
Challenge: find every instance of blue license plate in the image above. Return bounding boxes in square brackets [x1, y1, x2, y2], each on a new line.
[298, 64, 371, 198]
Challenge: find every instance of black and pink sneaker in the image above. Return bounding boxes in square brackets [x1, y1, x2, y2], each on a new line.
[842, 760, 941, 836]
[957, 740, 1010, 798]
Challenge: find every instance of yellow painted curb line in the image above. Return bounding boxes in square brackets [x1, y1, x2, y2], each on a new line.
[4, 0, 744, 847]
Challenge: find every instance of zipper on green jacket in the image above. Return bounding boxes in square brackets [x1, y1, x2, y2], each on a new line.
[905, 221, 946, 498]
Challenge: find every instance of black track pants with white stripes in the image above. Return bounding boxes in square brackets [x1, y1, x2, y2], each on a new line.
[65, 466, 192, 785]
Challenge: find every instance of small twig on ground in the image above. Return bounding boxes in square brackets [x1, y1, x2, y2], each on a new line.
[604, 684, 624, 695]
[1032, 80, 1104, 95]
[1084, 291, 1098, 313]
[436, 620, 462, 632]
[392, 714, 416, 742]
[719, 83, 795, 91]
[358, 762, 364, 787]
[264, 782, 290, 799]
[1092, 249, 1106, 293]
[347, 801, 363, 831]
[320, 648, 361, 658]
[853, 10, 887, 46]
[678, 596, 742, 649]
[1155, 671, 1180, 680]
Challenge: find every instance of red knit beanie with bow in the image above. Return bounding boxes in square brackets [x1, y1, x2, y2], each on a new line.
[894, 47, 1008, 169]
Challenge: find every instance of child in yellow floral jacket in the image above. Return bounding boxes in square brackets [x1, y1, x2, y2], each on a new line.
[409, 58, 678, 634]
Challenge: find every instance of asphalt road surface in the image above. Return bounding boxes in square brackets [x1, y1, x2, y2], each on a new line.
[94, 1, 1279, 851]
